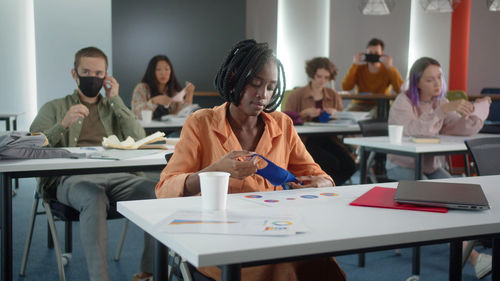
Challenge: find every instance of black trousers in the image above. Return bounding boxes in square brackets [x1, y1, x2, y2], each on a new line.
[305, 136, 356, 185]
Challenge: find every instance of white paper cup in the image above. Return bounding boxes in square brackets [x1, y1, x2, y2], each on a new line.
[388, 125, 404, 144]
[141, 110, 152, 122]
[199, 172, 230, 211]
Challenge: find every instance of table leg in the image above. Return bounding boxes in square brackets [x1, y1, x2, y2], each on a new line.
[358, 147, 367, 267]
[1, 173, 13, 281]
[449, 240, 462, 281]
[464, 154, 471, 177]
[493, 236, 499, 281]
[359, 147, 367, 184]
[414, 155, 422, 180]
[154, 239, 168, 281]
[12, 117, 17, 131]
[377, 100, 389, 120]
[222, 264, 241, 281]
[412, 247, 420, 275]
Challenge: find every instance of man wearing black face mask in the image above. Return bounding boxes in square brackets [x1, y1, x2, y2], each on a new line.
[30, 47, 154, 281]
[341, 38, 404, 116]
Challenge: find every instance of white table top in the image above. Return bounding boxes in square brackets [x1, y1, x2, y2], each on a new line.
[0, 113, 22, 118]
[139, 118, 186, 129]
[118, 175, 500, 268]
[344, 134, 496, 154]
[0, 148, 171, 173]
[295, 122, 360, 135]
[141, 118, 360, 136]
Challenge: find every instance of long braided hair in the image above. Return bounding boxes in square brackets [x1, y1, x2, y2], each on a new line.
[214, 39, 286, 112]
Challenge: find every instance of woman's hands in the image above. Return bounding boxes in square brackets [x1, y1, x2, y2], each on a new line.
[300, 107, 322, 120]
[289, 175, 335, 189]
[208, 150, 258, 179]
[441, 99, 474, 115]
[150, 95, 172, 106]
[184, 151, 258, 196]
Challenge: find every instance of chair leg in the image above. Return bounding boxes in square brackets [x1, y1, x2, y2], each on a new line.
[48, 221, 54, 249]
[114, 219, 129, 261]
[367, 152, 377, 183]
[462, 240, 476, 267]
[19, 196, 40, 276]
[65, 220, 72, 253]
[43, 201, 67, 281]
[180, 260, 194, 281]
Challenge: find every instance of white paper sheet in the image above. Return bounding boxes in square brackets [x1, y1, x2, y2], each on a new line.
[156, 210, 303, 236]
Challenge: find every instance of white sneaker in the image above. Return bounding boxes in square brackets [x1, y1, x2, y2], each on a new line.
[474, 253, 492, 279]
[406, 275, 419, 281]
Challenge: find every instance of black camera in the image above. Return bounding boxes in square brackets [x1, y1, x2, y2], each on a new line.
[364, 54, 381, 63]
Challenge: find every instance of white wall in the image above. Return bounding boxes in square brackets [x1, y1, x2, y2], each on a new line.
[246, 0, 278, 52]
[277, 0, 330, 89]
[330, 0, 411, 90]
[408, 0, 452, 82]
[467, 1, 500, 94]
[0, 0, 37, 131]
[34, 0, 112, 110]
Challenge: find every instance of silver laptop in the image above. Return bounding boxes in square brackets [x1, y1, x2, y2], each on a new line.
[394, 180, 490, 211]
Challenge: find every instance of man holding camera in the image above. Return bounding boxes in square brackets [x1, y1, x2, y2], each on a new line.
[342, 38, 403, 114]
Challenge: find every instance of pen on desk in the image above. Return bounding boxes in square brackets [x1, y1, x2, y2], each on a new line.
[80, 147, 97, 150]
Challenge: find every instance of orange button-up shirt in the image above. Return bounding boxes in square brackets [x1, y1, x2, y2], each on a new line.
[155, 102, 332, 198]
[154, 103, 345, 281]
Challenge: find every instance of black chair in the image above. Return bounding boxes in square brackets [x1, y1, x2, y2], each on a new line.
[20, 190, 129, 281]
[462, 137, 500, 266]
[357, 119, 390, 183]
[479, 88, 500, 134]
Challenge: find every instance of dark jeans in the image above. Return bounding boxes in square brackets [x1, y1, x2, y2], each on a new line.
[305, 136, 356, 185]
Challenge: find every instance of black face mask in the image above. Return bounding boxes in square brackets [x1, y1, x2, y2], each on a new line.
[76, 74, 104, 98]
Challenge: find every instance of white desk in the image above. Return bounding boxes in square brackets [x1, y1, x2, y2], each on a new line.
[295, 122, 360, 136]
[0, 113, 21, 131]
[139, 118, 185, 134]
[141, 118, 361, 136]
[118, 176, 500, 281]
[0, 149, 172, 281]
[344, 134, 497, 183]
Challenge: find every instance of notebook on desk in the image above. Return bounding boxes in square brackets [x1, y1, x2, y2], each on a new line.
[394, 180, 490, 211]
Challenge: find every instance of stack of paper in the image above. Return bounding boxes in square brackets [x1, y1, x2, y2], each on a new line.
[333, 111, 372, 122]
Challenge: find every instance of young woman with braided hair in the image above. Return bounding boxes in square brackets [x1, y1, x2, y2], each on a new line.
[155, 39, 346, 281]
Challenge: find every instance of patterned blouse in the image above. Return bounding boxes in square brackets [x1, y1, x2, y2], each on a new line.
[131, 82, 190, 119]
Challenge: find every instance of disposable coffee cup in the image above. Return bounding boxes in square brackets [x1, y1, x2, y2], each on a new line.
[141, 110, 152, 122]
[388, 125, 404, 144]
[199, 172, 230, 211]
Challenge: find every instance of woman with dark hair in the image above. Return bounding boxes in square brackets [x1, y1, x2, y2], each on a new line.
[155, 40, 346, 281]
[387, 57, 492, 279]
[285, 57, 356, 185]
[131, 55, 195, 119]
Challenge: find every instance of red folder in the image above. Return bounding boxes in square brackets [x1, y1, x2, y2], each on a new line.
[350, 186, 448, 213]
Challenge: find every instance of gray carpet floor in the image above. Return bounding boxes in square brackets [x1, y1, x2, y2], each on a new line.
[9, 177, 492, 281]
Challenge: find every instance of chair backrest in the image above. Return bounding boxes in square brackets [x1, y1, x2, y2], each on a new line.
[446, 90, 467, 101]
[357, 119, 388, 137]
[280, 89, 294, 111]
[480, 88, 500, 121]
[465, 137, 500, 176]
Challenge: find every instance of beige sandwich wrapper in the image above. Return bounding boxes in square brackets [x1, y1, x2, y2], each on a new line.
[102, 131, 178, 149]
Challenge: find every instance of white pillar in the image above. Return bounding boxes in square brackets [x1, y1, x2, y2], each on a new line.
[0, 0, 37, 130]
[277, 0, 330, 90]
[408, 0, 451, 81]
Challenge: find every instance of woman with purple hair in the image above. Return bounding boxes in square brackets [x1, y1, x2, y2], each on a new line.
[386, 57, 492, 279]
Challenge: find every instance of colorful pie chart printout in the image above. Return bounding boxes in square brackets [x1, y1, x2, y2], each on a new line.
[241, 188, 339, 206]
[157, 210, 302, 236]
